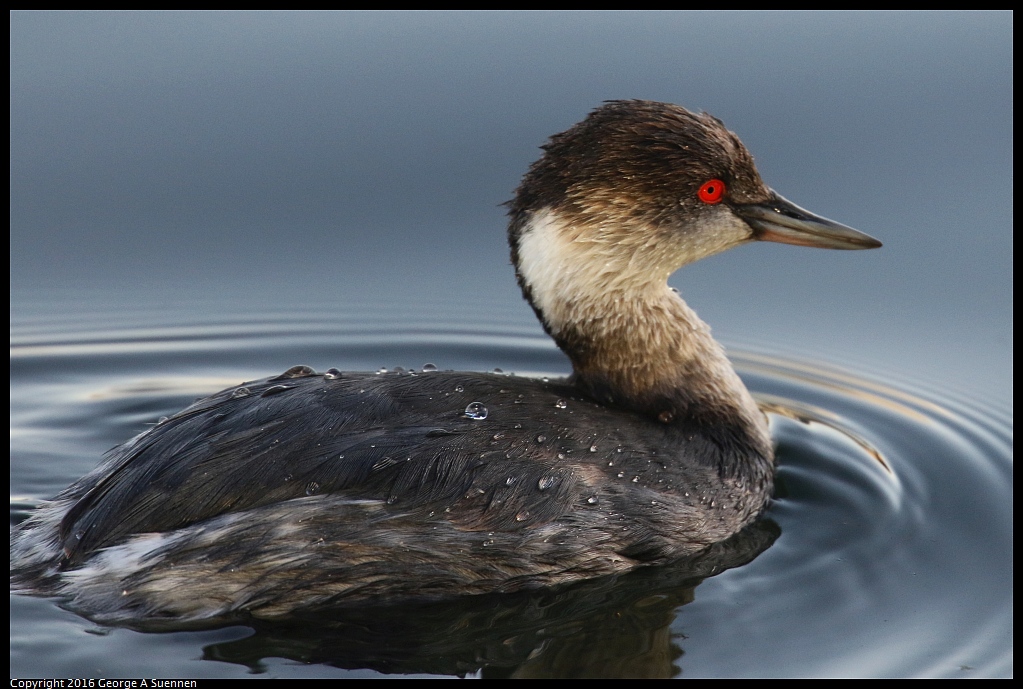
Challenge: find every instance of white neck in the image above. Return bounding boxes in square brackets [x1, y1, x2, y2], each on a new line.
[514, 208, 767, 440]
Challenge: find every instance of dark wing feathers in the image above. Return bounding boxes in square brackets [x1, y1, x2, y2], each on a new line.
[58, 371, 670, 565]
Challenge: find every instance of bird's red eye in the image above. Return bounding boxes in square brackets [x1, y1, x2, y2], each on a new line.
[698, 179, 726, 204]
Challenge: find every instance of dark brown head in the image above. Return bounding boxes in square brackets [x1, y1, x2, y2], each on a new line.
[510, 100, 775, 235]
[507, 101, 880, 335]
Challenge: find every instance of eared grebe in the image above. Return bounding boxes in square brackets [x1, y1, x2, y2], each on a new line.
[10, 100, 880, 622]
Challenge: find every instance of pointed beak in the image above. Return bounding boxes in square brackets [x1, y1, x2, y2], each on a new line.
[734, 190, 882, 250]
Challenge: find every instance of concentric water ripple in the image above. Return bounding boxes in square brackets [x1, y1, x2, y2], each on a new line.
[10, 307, 1012, 678]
